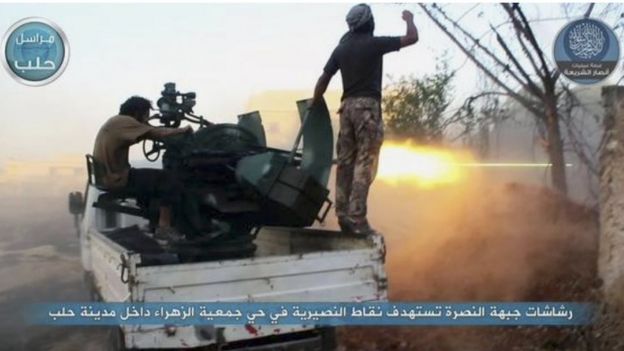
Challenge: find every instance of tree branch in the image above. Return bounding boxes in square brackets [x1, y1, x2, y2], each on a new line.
[584, 3, 595, 18]
[491, 24, 544, 99]
[429, 4, 531, 91]
[511, 4, 554, 84]
[419, 4, 543, 119]
[501, 4, 546, 82]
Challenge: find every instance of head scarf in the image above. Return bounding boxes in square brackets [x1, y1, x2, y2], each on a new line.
[340, 3, 374, 43]
[346, 3, 373, 31]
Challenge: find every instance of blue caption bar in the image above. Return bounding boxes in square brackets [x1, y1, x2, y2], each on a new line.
[26, 302, 592, 326]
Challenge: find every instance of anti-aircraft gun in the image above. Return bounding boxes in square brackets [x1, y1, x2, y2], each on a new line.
[88, 83, 334, 262]
[68, 83, 388, 350]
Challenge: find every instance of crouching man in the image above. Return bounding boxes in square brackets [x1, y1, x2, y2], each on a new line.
[93, 96, 191, 243]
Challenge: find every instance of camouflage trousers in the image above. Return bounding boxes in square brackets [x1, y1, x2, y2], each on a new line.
[335, 96, 384, 225]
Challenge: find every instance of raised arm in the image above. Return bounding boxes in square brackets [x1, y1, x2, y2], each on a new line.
[400, 10, 418, 48]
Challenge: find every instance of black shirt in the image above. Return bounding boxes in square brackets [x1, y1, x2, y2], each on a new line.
[323, 34, 401, 101]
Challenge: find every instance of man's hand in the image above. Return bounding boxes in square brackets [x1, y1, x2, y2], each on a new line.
[400, 9, 418, 48]
[311, 72, 332, 110]
[402, 10, 414, 22]
[307, 99, 318, 110]
[182, 125, 193, 134]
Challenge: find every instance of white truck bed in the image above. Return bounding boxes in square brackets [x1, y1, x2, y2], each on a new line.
[79, 186, 388, 349]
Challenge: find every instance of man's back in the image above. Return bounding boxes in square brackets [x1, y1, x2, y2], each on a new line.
[324, 34, 401, 101]
[93, 115, 153, 188]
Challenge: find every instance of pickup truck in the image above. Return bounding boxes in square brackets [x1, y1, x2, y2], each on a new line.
[70, 184, 388, 350]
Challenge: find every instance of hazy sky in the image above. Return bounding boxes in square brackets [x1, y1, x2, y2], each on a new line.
[0, 2, 620, 165]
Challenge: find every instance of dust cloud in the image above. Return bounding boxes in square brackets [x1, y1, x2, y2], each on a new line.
[0, 155, 601, 350]
[0, 164, 110, 350]
[335, 165, 599, 350]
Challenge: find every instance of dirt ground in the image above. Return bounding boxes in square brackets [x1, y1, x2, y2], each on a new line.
[337, 180, 599, 351]
[0, 195, 110, 351]
[0, 174, 601, 350]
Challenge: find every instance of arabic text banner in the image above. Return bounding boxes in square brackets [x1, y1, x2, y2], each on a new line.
[26, 302, 592, 326]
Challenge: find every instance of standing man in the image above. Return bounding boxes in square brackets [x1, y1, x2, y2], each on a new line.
[310, 4, 418, 235]
[93, 96, 191, 243]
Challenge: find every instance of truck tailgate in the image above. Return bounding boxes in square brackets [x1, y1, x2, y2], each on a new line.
[85, 226, 387, 348]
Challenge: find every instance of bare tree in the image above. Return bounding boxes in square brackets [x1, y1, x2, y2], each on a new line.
[419, 3, 569, 194]
[457, 88, 509, 159]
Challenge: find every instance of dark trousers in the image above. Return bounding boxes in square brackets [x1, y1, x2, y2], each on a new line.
[126, 168, 183, 207]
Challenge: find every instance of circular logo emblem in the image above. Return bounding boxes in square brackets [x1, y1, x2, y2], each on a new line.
[2, 17, 70, 86]
[554, 18, 620, 85]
